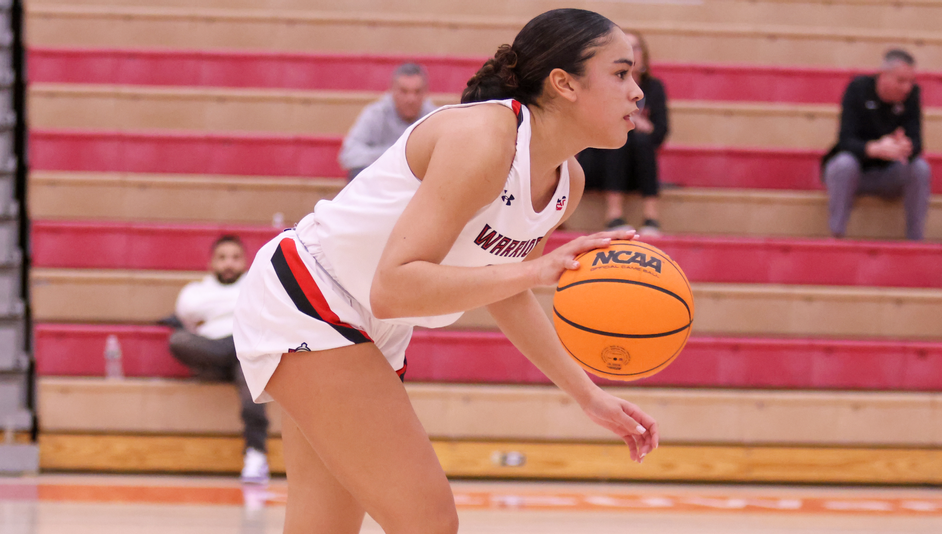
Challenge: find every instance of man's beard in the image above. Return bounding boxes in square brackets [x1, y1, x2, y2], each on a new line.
[216, 271, 243, 285]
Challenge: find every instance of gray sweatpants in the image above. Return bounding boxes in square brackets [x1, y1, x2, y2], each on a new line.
[823, 152, 932, 240]
[169, 330, 269, 452]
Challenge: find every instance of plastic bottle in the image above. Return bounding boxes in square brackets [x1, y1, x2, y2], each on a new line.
[104, 334, 124, 379]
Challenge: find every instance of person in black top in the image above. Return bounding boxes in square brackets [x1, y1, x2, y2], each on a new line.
[578, 30, 669, 236]
[822, 49, 931, 240]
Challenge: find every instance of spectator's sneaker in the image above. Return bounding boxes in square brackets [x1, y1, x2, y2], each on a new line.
[639, 219, 662, 238]
[605, 217, 635, 232]
[240, 448, 270, 485]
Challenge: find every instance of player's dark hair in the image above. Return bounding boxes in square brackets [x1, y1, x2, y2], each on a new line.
[212, 234, 244, 252]
[461, 9, 617, 106]
[884, 48, 915, 67]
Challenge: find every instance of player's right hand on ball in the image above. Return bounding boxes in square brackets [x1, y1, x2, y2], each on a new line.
[533, 229, 637, 286]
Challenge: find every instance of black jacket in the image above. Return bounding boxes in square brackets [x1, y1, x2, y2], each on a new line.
[823, 75, 922, 170]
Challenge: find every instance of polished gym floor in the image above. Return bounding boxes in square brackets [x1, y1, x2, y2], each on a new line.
[2, 475, 941, 533]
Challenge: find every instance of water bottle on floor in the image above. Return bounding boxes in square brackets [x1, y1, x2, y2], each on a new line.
[104, 334, 124, 380]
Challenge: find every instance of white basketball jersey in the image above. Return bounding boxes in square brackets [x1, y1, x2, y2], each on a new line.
[296, 99, 571, 328]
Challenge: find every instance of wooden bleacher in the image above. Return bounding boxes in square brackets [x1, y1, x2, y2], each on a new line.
[24, 0, 942, 484]
[23, 2, 942, 68]
[28, 173, 942, 239]
[34, 326, 942, 390]
[34, 378, 942, 483]
[25, 47, 942, 105]
[29, 268, 942, 339]
[30, 223, 942, 287]
[27, 84, 942, 148]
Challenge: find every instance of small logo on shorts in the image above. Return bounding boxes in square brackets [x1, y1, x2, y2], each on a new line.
[288, 342, 311, 353]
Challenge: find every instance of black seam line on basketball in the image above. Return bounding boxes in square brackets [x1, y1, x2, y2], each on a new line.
[620, 242, 694, 305]
[554, 307, 691, 339]
[556, 277, 691, 319]
[271, 246, 371, 345]
[559, 336, 684, 378]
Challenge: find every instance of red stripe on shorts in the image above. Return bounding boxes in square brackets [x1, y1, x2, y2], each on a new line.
[277, 238, 373, 342]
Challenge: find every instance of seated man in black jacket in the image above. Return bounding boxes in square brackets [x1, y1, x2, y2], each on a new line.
[822, 49, 931, 240]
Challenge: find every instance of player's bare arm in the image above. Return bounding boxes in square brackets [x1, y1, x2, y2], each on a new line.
[371, 108, 609, 319]
[486, 157, 657, 462]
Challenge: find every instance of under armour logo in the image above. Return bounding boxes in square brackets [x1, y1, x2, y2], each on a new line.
[501, 190, 515, 206]
[288, 342, 311, 353]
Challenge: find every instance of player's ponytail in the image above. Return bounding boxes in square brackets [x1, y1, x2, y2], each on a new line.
[461, 45, 520, 104]
[461, 9, 616, 106]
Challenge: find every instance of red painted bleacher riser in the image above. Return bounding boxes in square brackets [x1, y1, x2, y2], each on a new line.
[33, 324, 942, 391]
[28, 48, 942, 107]
[29, 130, 942, 192]
[30, 130, 348, 178]
[31, 221, 282, 271]
[32, 220, 942, 288]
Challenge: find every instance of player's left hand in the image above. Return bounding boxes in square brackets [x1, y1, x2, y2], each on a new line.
[581, 389, 659, 464]
[531, 229, 637, 286]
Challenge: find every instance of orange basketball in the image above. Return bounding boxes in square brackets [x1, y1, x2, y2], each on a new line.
[553, 240, 694, 381]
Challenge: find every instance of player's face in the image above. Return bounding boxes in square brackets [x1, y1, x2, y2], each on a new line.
[211, 242, 246, 285]
[391, 74, 428, 123]
[575, 30, 644, 149]
[877, 62, 916, 104]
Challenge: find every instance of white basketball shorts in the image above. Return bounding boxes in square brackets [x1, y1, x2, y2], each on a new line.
[233, 229, 412, 403]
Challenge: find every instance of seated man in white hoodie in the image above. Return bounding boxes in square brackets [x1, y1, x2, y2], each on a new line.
[168, 235, 270, 483]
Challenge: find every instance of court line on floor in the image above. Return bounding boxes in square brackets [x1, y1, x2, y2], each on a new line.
[2, 483, 941, 516]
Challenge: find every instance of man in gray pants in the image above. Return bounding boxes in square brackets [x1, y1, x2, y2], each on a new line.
[822, 49, 932, 240]
[166, 235, 270, 483]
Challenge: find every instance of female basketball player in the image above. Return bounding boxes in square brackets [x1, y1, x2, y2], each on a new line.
[234, 9, 659, 533]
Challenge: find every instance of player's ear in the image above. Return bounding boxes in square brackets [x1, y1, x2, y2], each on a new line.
[546, 68, 578, 103]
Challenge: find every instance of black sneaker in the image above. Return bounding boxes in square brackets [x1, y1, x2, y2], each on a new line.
[639, 219, 662, 238]
[605, 217, 635, 231]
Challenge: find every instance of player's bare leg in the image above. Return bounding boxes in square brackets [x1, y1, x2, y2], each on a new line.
[280, 415, 366, 533]
[266, 343, 458, 534]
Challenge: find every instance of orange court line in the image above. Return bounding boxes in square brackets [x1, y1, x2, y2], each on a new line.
[36, 484, 248, 506]
[2, 484, 941, 516]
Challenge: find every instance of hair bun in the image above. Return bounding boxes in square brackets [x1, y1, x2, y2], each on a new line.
[494, 44, 518, 70]
[461, 43, 519, 103]
[493, 45, 519, 91]
[462, 8, 616, 105]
